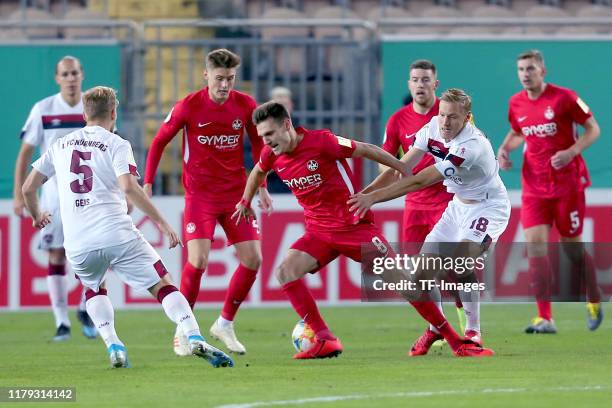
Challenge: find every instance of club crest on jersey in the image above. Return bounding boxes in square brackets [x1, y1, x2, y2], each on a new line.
[186, 222, 196, 234]
[51, 118, 62, 127]
[307, 160, 319, 172]
[232, 119, 243, 130]
[544, 106, 555, 120]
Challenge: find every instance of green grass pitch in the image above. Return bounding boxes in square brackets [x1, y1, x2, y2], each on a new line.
[1, 303, 610, 407]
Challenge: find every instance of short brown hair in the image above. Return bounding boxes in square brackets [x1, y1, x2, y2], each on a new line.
[206, 48, 241, 69]
[410, 59, 436, 75]
[253, 101, 290, 126]
[56, 55, 83, 75]
[82, 86, 117, 120]
[440, 88, 472, 113]
[517, 49, 545, 67]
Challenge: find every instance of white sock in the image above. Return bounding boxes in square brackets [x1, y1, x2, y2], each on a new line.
[47, 275, 70, 328]
[86, 294, 122, 348]
[161, 291, 201, 339]
[217, 316, 233, 328]
[428, 286, 444, 334]
[78, 286, 87, 312]
[459, 289, 480, 333]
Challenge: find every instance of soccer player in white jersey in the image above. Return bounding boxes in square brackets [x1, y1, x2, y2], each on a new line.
[348, 89, 510, 356]
[13, 56, 96, 341]
[21, 86, 233, 369]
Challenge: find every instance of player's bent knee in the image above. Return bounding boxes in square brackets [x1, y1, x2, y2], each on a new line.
[242, 254, 262, 271]
[187, 254, 208, 270]
[275, 262, 304, 285]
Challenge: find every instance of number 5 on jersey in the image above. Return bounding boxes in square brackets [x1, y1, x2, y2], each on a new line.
[70, 150, 93, 193]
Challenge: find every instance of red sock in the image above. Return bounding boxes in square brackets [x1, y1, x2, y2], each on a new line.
[577, 252, 600, 303]
[282, 279, 334, 340]
[410, 300, 462, 350]
[529, 256, 553, 320]
[536, 300, 552, 321]
[180, 262, 205, 309]
[221, 264, 257, 321]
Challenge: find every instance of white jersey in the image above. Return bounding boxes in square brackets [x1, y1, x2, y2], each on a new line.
[413, 116, 507, 201]
[32, 125, 141, 255]
[21, 93, 85, 211]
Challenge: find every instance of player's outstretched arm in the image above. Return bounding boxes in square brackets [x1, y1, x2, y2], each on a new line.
[22, 168, 51, 229]
[143, 105, 185, 196]
[361, 145, 426, 194]
[497, 129, 523, 170]
[551, 116, 600, 170]
[118, 174, 181, 249]
[352, 141, 408, 177]
[13, 143, 36, 217]
[232, 163, 267, 225]
[348, 165, 444, 218]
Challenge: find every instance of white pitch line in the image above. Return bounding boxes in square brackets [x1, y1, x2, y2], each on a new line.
[215, 385, 608, 408]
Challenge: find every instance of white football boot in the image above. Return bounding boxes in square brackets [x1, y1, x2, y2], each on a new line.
[209, 317, 246, 355]
[173, 325, 191, 356]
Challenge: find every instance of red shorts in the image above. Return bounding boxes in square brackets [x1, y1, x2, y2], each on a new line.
[291, 223, 393, 272]
[521, 191, 585, 238]
[183, 199, 259, 245]
[402, 206, 446, 246]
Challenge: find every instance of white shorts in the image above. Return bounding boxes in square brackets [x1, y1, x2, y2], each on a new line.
[66, 236, 166, 292]
[421, 196, 510, 257]
[38, 208, 64, 250]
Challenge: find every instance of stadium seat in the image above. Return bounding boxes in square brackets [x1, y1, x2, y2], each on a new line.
[50, 0, 85, 17]
[556, 4, 612, 34]
[448, 4, 517, 34]
[417, 5, 465, 34]
[63, 7, 110, 39]
[260, 7, 310, 78]
[0, 0, 19, 18]
[312, 6, 366, 40]
[522, 5, 570, 34]
[6, 7, 59, 39]
[312, 6, 367, 74]
[365, 5, 413, 34]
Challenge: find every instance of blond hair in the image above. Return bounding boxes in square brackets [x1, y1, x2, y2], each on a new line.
[82, 86, 117, 120]
[517, 49, 545, 67]
[440, 88, 472, 114]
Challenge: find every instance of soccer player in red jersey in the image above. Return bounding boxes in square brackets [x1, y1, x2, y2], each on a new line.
[233, 101, 493, 359]
[497, 50, 602, 333]
[144, 49, 271, 355]
[379, 59, 469, 340]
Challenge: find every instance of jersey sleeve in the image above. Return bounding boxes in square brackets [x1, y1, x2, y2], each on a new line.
[144, 100, 186, 184]
[113, 141, 140, 178]
[21, 103, 43, 146]
[434, 141, 477, 177]
[566, 90, 592, 125]
[381, 116, 401, 155]
[412, 124, 430, 152]
[258, 146, 275, 172]
[244, 96, 263, 164]
[321, 131, 356, 159]
[31, 147, 56, 179]
[507, 99, 521, 133]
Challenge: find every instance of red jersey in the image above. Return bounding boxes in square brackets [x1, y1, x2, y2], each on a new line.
[382, 99, 452, 210]
[508, 83, 592, 198]
[259, 127, 374, 231]
[144, 88, 263, 207]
